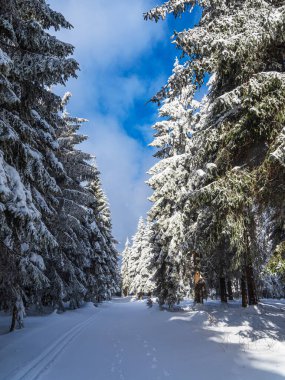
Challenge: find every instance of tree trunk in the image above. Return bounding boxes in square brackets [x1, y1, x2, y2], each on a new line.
[227, 280, 234, 301]
[10, 305, 17, 332]
[220, 277, 227, 302]
[194, 275, 203, 303]
[241, 275, 248, 308]
[246, 265, 258, 305]
[193, 252, 203, 303]
[194, 271, 204, 304]
[215, 286, 219, 300]
[243, 223, 258, 305]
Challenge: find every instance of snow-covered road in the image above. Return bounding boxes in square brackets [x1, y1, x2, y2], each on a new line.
[1, 298, 285, 380]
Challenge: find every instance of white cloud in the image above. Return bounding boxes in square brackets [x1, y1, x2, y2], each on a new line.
[82, 115, 156, 247]
[49, 0, 166, 250]
[50, 0, 165, 67]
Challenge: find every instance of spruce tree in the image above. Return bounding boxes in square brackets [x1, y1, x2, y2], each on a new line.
[131, 221, 155, 296]
[88, 175, 120, 301]
[145, 0, 285, 305]
[50, 94, 98, 309]
[147, 62, 197, 307]
[128, 217, 146, 297]
[0, 0, 78, 327]
[121, 238, 132, 296]
[53, 95, 119, 306]
[0, 2, 119, 329]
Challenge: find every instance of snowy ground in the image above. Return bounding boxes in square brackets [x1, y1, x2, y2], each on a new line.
[1, 298, 285, 380]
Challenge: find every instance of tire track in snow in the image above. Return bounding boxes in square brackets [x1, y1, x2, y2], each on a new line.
[8, 311, 98, 380]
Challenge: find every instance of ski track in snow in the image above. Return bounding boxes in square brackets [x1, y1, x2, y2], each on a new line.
[7, 312, 99, 380]
[1, 298, 285, 380]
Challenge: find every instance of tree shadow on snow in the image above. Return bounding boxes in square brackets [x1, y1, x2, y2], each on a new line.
[166, 299, 285, 380]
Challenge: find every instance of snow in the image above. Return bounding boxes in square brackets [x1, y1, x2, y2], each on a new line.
[196, 169, 206, 177]
[0, 48, 12, 69]
[1, 298, 285, 380]
[0, 153, 40, 220]
[30, 253, 46, 271]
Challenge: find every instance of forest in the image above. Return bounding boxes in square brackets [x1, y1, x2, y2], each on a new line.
[0, 1, 285, 379]
[0, 0, 119, 332]
[122, 0, 285, 310]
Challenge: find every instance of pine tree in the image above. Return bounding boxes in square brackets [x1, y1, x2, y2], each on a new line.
[0, 0, 78, 328]
[121, 238, 132, 296]
[0, 2, 119, 330]
[128, 217, 146, 297]
[145, 0, 285, 306]
[49, 94, 98, 309]
[131, 221, 155, 296]
[146, 61, 197, 307]
[88, 175, 120, 301]
[52, 95, 119, 306]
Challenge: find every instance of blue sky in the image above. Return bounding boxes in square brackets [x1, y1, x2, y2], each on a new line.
[49, 0, 202, 250]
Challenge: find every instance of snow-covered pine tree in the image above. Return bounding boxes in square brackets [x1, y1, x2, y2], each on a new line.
[149, 58, 196, 157]
[145, 0, 285, 306]
[48, 94, 98, 309]
[0, 0, 78, 328]
[146, 61, 197, 307]
[128, 217, 146, 297]
[0, 2, 119, 329]
[88, 175, 120, 301]
[49, 94, 119, 307]
[131, 221, 155, 296]
[121, 238, 132, 296]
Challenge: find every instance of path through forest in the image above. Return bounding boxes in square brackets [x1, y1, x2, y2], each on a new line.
[1, 298, 285, 380]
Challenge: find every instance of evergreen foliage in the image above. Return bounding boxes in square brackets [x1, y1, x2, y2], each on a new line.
[0, 1, 119, 330]
[139, 0, 285, 306]
[121, 238, 132, 296]
[121, 218, 155, 298]
[146, 64, 198, 306]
